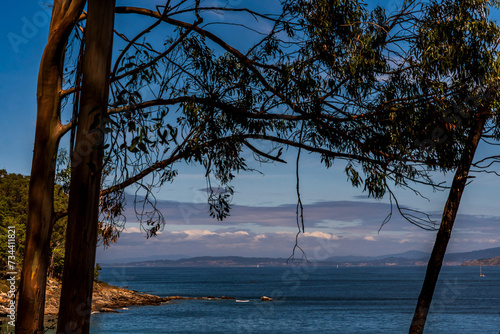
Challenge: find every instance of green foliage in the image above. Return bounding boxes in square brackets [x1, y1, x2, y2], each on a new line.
[49, 247, 65, 278]
[93, 263, 102, 282]
[0, 170, 28, 276]
[0, 169, 68, 278]
[98, 0, 500, 236]
[292, 0, 500, 200]
[383, 0, 500, 172]
[55, 149, 72, 193]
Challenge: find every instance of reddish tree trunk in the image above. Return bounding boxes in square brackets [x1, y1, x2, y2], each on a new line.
[16, 1, 85, 333]
[56, 0, 115, 332]
[409, 109, 489, 333]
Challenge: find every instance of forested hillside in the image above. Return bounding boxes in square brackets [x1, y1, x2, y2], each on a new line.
[0, 169, 68, 278]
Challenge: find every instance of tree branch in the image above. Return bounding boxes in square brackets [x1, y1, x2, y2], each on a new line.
[242, 140, 287, 164]
[112, 16, 202, 82]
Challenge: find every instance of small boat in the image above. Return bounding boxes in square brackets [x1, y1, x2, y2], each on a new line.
[480, 265, 485, 277]
[236, 300, 250, 303]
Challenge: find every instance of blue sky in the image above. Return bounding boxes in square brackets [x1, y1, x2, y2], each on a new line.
[1, 1, 499, 262]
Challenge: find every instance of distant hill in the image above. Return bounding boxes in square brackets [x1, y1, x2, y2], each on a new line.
[443, 247, 500, 262]
[461, 256, 500, 266]
[98, 254, 188, 264]
[103, 256, 292, 268]
[325, 247, 500, 264]
[101, 247, 500, 268]
[325, 250, 429, 263]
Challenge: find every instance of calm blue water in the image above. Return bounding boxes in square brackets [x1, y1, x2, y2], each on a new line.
[90, 266, 500, 333]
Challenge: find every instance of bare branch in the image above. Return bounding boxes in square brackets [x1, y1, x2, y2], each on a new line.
[112, 6, 170, 78]
[112, 18, 201, 82]
[242, 140, 286, 164]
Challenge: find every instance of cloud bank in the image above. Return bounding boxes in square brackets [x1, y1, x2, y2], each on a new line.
[96, 195, 500, 262]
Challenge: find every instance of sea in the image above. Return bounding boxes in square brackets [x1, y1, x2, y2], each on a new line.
[87, 266, 500, 334]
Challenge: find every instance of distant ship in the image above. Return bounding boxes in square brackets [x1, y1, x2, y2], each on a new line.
[480, 265, 485, 277]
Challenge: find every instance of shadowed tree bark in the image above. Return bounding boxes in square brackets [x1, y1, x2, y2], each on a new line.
[16, 1, 86, 332]
[16, 2, 500, 333]
[410, 108, 490, 333]
[56, 0, 115, 332]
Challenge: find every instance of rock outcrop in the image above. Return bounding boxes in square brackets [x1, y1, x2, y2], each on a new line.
[0, 278, 168, 316]
[0, 278, 240, 316]
[91, 281, 167, 313]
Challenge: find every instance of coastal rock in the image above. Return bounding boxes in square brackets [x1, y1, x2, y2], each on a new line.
[0, 279, 237, 316]
[44, 279, 62, 314]
[261, 296, 273, 302]
[91, 281, 168, 312]
[99, 307, 120, 313]
[0, 294, 9, 316]
[0, 278, 168, 315]
[164, 295, 235, 301]
[0, 304, 9, 316]
[165, 296, 197, 301]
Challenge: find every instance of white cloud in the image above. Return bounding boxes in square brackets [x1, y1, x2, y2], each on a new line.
[220, 231, 249, 237]
[304, 231, 340, 240]
[253, 234, 266, 242]
[171, 229, 216, 239]
[96, 207, 500, 262]
[168, 229, 252, 241]
[122, 227, 141, 233]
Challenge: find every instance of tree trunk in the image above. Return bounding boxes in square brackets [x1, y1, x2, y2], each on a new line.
[56, 0, 115, 332]
[16, 1, 85, 333]
[409, 109, 489, 333]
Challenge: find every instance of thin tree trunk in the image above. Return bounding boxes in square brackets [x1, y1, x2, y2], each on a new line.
[409, 109, 489, 333]
[56, 0, 115, 332]
[16, 1, 85, 332]
[16, 116, 59, 334]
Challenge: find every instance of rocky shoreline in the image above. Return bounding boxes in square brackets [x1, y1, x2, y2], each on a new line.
[0, 278, 170, 316]
[0, 278, 272, 317]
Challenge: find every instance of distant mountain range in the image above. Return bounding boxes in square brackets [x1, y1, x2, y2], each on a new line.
[99, 254, 188, 264]
[461, 256, 500, 266]
[101, 247, 500, 267]
[324, 247, 500, 266]
[443, 247, 500, 262]
[324, 250, 430, 263]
